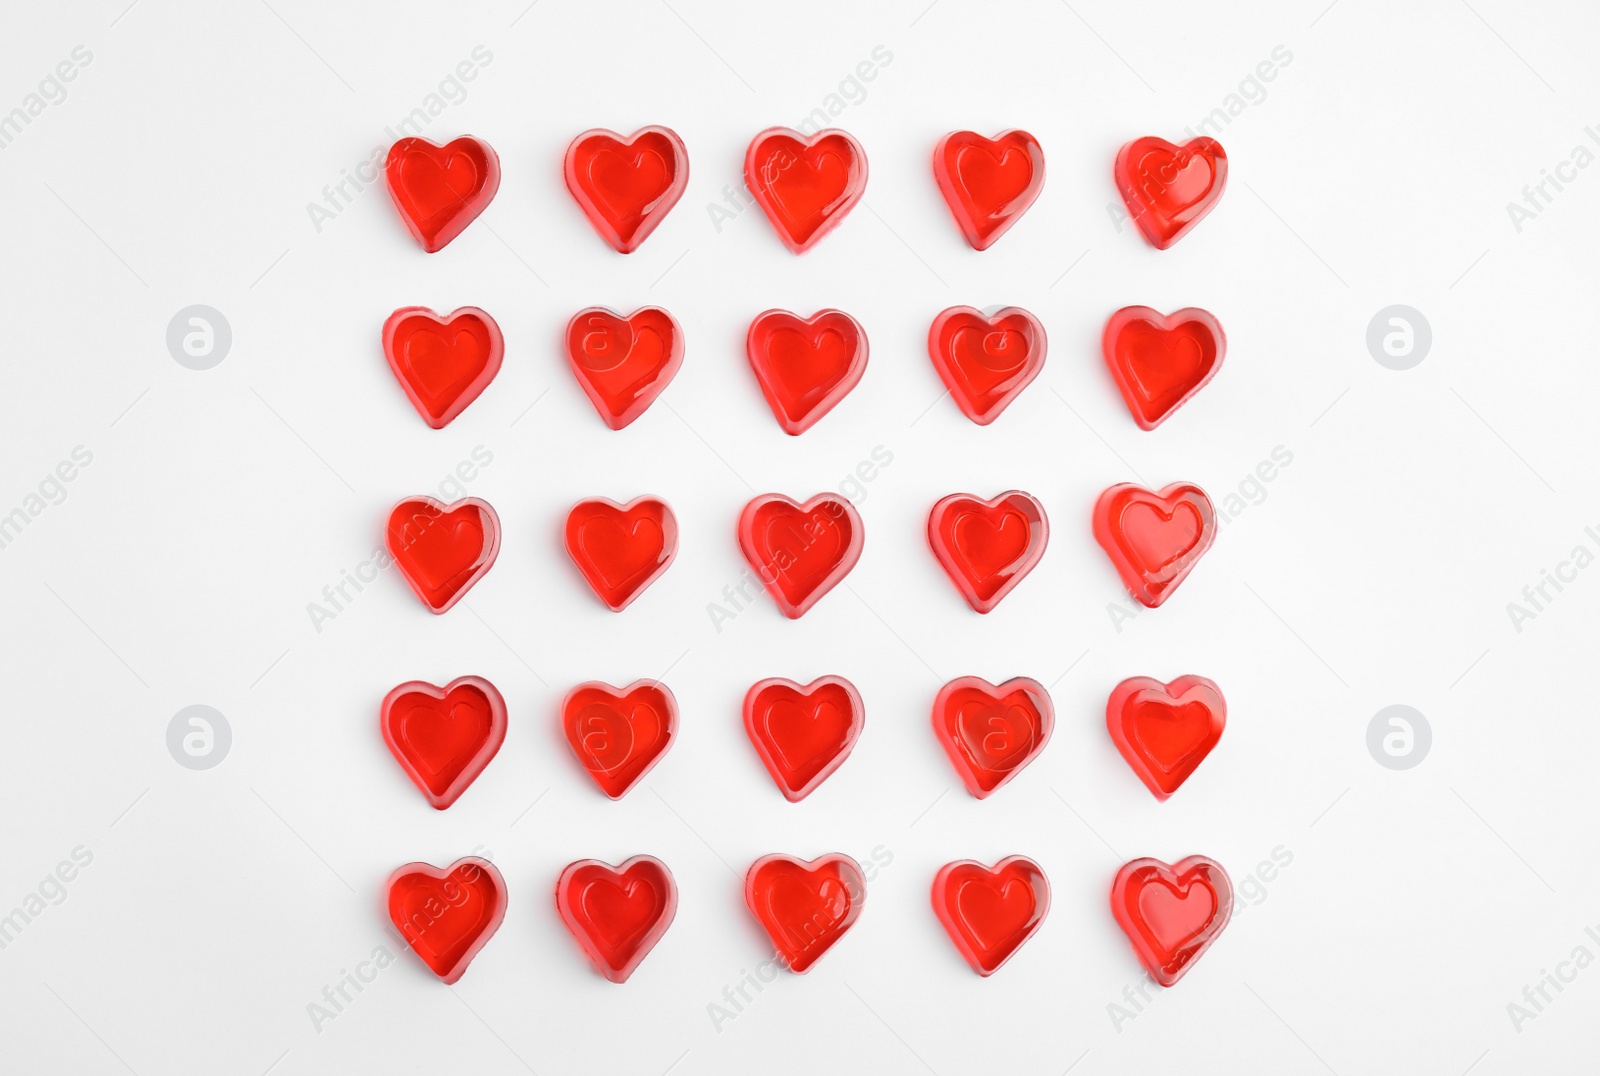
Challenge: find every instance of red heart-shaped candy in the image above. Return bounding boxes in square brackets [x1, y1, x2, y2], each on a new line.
[927, 306, 1047, 425]
[738, 494, 864, 619]
[932, 856, 1051, 976]
[382, 306, 503, 429]
[745, 853, 865, 973]
[743, 676, 864, 802]
[386, 496, 501, 614]
[927, 491, 1048, 613]
[566, 306, 684, 430]
[386, 857, 506, 984]
[564, 496, 678, 612]
[932, 130, 1045, 250]
[564, 126, 688, 253]
[745, 127, 867, 254]
[1114, 136, 1227, 250]
[746, 309, 868, 435]
[933, 676, 1054, 799]
[381, 676, 507, 809]
[1111, 856, 1233, 986]
[556, 856, 678, 984]
[1108, 676, 1226, 801]
[1103, 306, 1225, 430]
[562, 680, 677, 799]
[1093, 482, 1216, 608]
[384, 136, 501, 253]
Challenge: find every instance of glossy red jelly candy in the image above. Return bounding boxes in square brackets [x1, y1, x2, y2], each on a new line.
[746, 309, 868, 435]
[743, 676, 864, 802]
[556, 856, 678, 984]
[1103, 306, 1225, 430]
[933, 676, 1054, 799]
[384, 136, 501, 253]
[927, 306, 1047, 425]
[745, 127, 867, 254]
[564, 126, 688, 253]
[738, 494, 864, 619]
[1114, 136, 1227, 250]
[745, 853, 865, 973]
[566, 306, 684, 430]
[1111, 856, 1233, 986]
[386, 857, 506, 984]
[932, 130, 1045, 250]
[1108, 676, 1226, 801]
[564, 497, 678, 611]
[562, 680, 677, 799]
[386, 496, 501, 614]
[1093, 483, 1216, 608]
[932, 856, 1050, 976]
[381, 676, 507, 809]
[927, 491, 1048, 613]
[382, 306, 503, 429]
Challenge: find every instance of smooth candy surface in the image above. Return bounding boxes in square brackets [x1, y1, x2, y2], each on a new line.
[1107, 676, 1226, 801]
[382, 306, 503, 429]
[932, 857, 1051, 976]
[386, 857, 506, 984]
[933, 676, 1054, 799]
[385, 496, 501, 614]
[384, 136, 501, 252]
[556, 856, 677, 983]
[562, 680, 677, 799]
[381, 676, 507, 809]
[745, 853, 866, 973]
[745, 127, 867, 253]
[743, 676, 864, 802]
[564, 496, 678, 611]
[1093, 482, 1216, 608]
[927, 491, 1048, 613]
[1111, 856, 1233, 986]
[566, 306, 684, 430]
[927, 306, 1047, 425]
[1114, 136, 1227, 250]
[1103, 306, 1225, 430]
[932, 129, 1045, 250]
[564, 126, 688, 253]
[746, 309, 868, 435]
[738, 494, 863, 619]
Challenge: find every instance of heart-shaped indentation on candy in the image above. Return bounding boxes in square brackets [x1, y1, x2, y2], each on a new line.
[556, 855, 678, 983]
[386, 857, 507, 984]
[1114, 136, 1227, 250]
[564, 127, 688, 253]
[1111, 856, 1233, 986]
[933, 856, 1051, 976]
[1103, 306, 1225, 430]
[927, 491, 1049, 613]
[746, 309, 869, 435]
[566, 306, 684, 430]
[738, 493, 864, 619]
[384, 136, 501, 253]
[933, 130, 1046, 250]
[1108, 676, 1226, 800]
[744, 676, 865, 802]
[745, 127, 867, 254]
[927, 306, 1047, 425]
[1093, 482, 1216, 608]
[386, 496, 501, 614]
[381, 676, 507, 809]
[745, 853, 866, 973]
[382, 306, 503, 429]
[562, 680, 677, 799]
[564, 496, 678, 611]
[933, 676, 1054, 799]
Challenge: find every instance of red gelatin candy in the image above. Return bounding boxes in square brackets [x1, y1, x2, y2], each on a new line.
[737, 494, 864, 619]
[564, 126, 689, 253]
[1111, 856, 1233, 986]
[745, 127, 867, 254]
[932, 856, 1051, 976]
[385, 496, 501, 614]
[927, 491, 1048, 613]
[933, 676, 1054, 799]
[384, 136, 501, 253]
[743, 676, 864, 802]
[382, 306, 503, 429]
[746, 308, 868, 435]
[1107, 676, 1226, 801]
[1103, 306, 1225, 430]
[381, 676, 507, 809]
[386, 857, 507, 984]
[556, 856, 678, 984]
[932, 130, 1045, 250]
[745, 853, 866, 973]
[564, 496, 678, 612]
[1093, 482, 1216, 608]
[566, 306, 684, 430]
[927, 306, 1047, 425]
[562, 680, 677, 799]
[1114, 136, 1227, 250]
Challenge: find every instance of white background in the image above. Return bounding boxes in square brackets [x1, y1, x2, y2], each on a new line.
[1, 0, 1597, 1072]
